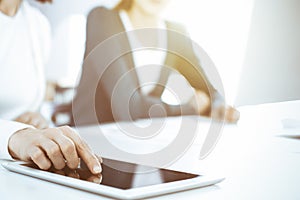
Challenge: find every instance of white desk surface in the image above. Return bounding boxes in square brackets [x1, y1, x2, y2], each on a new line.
[1, 100, 300, 200]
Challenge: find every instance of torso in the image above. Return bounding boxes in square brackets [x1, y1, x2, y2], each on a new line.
[0, 2, 40, 119]
[119, 10, 167, 95]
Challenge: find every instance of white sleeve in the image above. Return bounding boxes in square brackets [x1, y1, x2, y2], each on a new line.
[0, 119, 31, 160]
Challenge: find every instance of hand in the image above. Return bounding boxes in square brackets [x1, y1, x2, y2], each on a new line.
[15, 112, 48, 129]
[195, 90, 211, 116]
[212, 105, 240, 123]
[224, 106, 240, 123]
[194, 90, 240, 123]
[8, 126, 102, 174]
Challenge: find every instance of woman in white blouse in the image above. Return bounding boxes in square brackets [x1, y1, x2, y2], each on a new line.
[0, 0, 101, 174]
[0, 0, 50, 128]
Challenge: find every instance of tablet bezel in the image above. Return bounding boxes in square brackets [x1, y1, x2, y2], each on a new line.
[2, 161, 224, 199]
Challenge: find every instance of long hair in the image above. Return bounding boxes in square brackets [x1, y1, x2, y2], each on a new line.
[114, 0, 133, 11]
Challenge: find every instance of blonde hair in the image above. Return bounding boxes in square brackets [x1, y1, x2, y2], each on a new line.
[114, 0, 134, 11]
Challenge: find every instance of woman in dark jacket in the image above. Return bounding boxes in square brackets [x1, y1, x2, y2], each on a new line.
[72, 0, 239, 125]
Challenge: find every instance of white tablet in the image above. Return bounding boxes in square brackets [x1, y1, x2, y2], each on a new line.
[2, 158, 224, 199]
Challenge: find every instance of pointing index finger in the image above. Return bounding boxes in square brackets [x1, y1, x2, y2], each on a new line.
[58, 126, 102, 174]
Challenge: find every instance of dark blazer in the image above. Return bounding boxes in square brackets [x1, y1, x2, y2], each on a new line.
[72, 7, 220, 125]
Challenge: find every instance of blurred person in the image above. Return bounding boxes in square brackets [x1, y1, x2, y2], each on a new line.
[0, 0, 102, 174]
[73, 0, 239, 125]
[0, 0, 51, 128]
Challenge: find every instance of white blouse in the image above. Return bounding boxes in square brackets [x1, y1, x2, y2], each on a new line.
[119, 11, 197, 106]
[0, 1, 50, 120]
[119, 11, 167, 95]
[0, 1, 51, 159]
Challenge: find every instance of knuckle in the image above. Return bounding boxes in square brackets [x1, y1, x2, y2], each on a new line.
[42, 129, 52, 137]
[62, 141, 75, 154]
[48, 145, 60, 156]
[77, 139, 88, 151]
[62, 125, 71, 129]
[60, 125, 71, 132]
[31, 149, 44, 161]
[44, 128, 61, 137]
[62, 126, 78, 136]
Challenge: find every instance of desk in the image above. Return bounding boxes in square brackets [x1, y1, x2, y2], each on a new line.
[1, 101, 300, 200]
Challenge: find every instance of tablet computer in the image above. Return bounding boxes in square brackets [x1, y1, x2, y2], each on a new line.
[2, 158, 224, 199]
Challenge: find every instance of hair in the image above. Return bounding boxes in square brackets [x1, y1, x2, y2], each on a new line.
[114, 0, 133, 11]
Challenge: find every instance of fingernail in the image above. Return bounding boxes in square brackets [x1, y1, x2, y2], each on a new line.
[92, 177, 101, 183]
[93, 165, 102, 173]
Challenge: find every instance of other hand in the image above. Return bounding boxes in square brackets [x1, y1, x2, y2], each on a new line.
[15, 112, 48, 129]
[212, 104, 240, 123]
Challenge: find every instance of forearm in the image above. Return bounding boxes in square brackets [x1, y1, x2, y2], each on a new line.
[141, 96, 198, 118]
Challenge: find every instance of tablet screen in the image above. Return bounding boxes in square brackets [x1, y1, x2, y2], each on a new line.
[22, 158, 200, 189]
